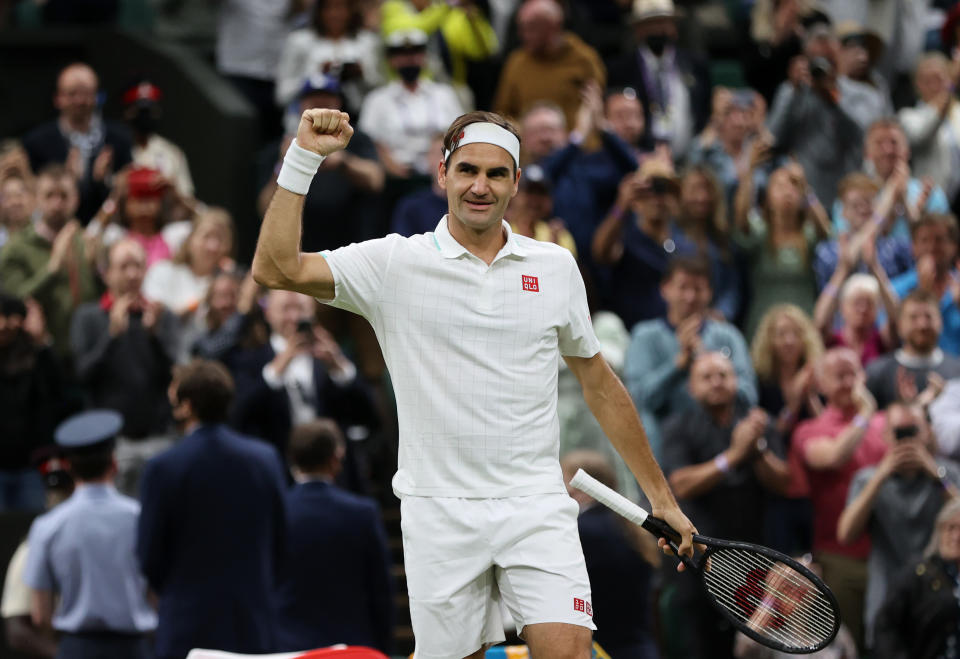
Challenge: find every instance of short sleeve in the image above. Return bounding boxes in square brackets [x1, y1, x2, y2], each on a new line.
[846, 467, 873, 505]
[659, 415, 694, 477]
[320, 234, 402, 321]
[558, 255, 600, 358]
[1, 543, 31, 617]
[21, 521, 54, 592]
[790, 420, 820, 467]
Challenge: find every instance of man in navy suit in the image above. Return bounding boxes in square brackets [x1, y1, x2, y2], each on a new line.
[136, 360, 287, 659]
[607, 0, 711, 159]
[275, 419, 394, 653]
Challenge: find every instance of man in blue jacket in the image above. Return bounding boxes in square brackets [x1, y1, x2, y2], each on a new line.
[137, 360, 287, 659]
[276, 418, 394, 653]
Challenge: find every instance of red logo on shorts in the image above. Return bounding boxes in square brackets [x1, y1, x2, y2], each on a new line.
[574, 598, 593, 616]
[522, 275, 539, 292]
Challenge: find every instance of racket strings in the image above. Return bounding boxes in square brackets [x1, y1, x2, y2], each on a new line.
[701, 547, 837, 651]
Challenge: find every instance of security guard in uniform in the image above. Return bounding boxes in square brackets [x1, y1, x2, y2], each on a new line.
[22, 410, 158, 659]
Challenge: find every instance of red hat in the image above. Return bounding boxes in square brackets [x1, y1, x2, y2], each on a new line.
[123, 81, 162, 106]
[126, 167, 167, 199]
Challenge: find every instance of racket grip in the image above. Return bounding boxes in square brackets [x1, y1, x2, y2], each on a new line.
[641, 515, 682, 544]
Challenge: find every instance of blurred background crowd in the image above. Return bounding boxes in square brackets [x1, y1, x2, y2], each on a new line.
[2, 0, 960, 657]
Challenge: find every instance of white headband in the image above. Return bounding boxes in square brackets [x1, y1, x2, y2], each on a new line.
[443, 122, 520, 169]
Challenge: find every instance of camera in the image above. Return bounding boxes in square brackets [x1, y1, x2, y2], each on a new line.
[650, 177, 670, 195]
[809, 57, 833, 81]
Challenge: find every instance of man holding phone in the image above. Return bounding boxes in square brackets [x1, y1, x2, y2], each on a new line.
[837, 401, 960, 647]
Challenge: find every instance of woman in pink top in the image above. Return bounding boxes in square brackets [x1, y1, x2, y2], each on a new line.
[814, 270, 897, 367]
[120, 167, 174, 266]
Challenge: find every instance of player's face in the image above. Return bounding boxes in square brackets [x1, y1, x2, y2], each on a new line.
[440, 143, 519, 233]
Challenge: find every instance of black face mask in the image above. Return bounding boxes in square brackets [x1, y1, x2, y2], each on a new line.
[130, 108, 159, 135]
[397, 65, 422, 84]
[646, 33, 673, 57]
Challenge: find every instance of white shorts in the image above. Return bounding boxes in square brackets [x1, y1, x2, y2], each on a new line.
[400, 493, 596, 659]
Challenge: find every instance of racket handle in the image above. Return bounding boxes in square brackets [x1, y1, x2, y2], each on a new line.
[641, 515, 683, 545]
[569, 469, 650, 526]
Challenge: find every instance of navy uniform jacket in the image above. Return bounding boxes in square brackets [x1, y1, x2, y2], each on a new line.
[137, 424, 287, 659]
[275, 480, 394, 653]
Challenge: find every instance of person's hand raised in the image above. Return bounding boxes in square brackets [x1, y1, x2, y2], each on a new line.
[297, 109, 354, 157]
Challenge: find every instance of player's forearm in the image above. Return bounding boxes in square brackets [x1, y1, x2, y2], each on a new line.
[252, 187, 307, 289]
[586, 367, 677, 508]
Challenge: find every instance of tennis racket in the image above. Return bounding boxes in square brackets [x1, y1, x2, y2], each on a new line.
[569, 469, 840, 654]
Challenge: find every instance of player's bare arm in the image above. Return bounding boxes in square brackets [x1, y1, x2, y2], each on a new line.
[251, 108, 354, 299]
[563, 352, 699, 558]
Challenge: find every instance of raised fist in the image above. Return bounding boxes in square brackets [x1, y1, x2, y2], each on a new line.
[297, 109, 354, 157]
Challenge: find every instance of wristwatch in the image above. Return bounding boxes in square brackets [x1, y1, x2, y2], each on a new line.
[755, 436, 769, 454]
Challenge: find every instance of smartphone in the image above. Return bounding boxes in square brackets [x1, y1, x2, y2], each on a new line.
[894, 425, 919, 441]
[296, 319, 314, 337]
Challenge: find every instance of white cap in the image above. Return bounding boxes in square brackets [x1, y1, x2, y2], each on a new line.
[443, 122, 520, 170]
[385, 28, 428, 49]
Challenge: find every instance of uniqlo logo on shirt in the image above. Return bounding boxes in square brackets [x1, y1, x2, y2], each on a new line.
[522, 275, 539, 292]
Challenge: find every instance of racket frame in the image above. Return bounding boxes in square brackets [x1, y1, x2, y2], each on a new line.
[569, 469, 841, 654]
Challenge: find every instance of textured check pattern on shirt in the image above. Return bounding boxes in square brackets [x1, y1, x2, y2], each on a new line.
[322, 216, 600, 497]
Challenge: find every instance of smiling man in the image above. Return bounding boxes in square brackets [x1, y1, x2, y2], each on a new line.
[251, 108, 696, 659]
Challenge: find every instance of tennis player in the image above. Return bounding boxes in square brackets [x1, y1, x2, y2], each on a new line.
[252, 108, 697, 659]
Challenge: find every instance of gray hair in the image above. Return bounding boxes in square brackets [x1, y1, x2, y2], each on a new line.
[924, 497, 960, 558]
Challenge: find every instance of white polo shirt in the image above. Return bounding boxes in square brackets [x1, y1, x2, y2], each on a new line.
[321, 216, 600, 498]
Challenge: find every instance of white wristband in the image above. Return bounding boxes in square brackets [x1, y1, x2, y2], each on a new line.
[277, 139, 326, 195]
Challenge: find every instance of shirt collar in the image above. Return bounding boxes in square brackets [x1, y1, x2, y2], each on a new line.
[74, 483, 117, 498]
[433, 215, 528, 261]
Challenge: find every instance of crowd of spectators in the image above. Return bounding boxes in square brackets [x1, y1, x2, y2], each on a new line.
[4, 0, 960, 657]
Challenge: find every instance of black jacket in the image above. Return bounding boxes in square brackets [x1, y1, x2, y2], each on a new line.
[21, 119, 133, 222]
[874, 555, 960, 659]
[607, 45, 713, 139]
[0, 334, 65, 469]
